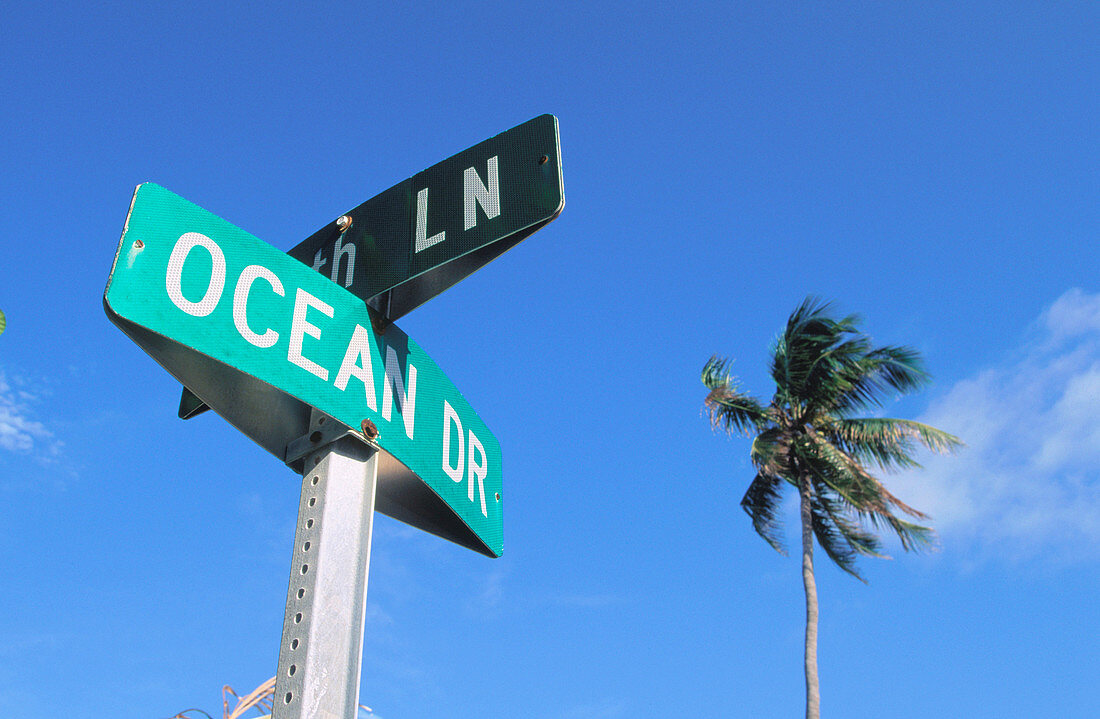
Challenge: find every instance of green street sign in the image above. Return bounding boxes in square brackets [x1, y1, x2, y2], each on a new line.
[288, 114, 564, 320]
[105, 183, 503, 557]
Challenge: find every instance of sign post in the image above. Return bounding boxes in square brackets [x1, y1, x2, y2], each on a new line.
[275, 410, 378, 719]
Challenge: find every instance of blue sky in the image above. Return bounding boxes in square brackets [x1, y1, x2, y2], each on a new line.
[2, 2, 1097, 717]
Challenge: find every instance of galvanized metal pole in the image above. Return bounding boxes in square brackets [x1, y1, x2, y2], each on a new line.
[274, 412, 378, 719]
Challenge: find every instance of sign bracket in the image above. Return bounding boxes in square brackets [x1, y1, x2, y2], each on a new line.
[284, 410, 376, 467]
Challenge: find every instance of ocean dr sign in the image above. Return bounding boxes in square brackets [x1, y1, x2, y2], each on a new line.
[288, 114, 564, 320]
[105, 183, 503, 556]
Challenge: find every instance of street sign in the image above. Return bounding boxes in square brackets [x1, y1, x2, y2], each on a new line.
[180, 114, 564, 420]
[105, 183, 503, 557]
[288, 114, 564, 320]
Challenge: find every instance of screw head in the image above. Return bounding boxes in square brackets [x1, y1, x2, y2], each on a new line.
[336, 215, 353, 231]
[360, 419, 379, 440]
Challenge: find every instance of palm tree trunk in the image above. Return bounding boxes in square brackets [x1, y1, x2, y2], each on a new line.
[800, 473, 821, 719]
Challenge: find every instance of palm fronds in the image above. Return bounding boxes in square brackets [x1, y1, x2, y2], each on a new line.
[703, 355, 768, 435]
[740, 472, 789, 554]
[704, 297, 961, 579]
[823, 417, 963, 470]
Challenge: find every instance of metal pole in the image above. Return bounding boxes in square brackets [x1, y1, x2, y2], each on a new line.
[274, 412, 379, 719]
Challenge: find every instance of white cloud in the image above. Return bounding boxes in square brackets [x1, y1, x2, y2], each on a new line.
[891, 289, 1100, 562]
[0, 369, 61, 458]
[1040, 286, 1100, 342]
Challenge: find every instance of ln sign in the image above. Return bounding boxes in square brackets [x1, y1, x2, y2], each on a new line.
[105, 183, 503, 557]
[288, 114, 564, 320]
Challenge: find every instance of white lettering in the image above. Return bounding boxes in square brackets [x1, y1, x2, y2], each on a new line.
[333, 324, 378, 411]
[233, 264, 284, 348]
[166, 232, 226, 317]
[467, 429, 488, 516]
[381, 346, 417, 439]
[414, 187, 446, 252]
[311, 249, 328, 273]
[288, 288, 333, 381]
[463, 155, 500, 230]
[330, 235, 355, 288]
[442, 400, 464, 483]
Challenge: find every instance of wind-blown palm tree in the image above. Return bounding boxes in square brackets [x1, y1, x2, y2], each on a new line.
[702, 298, 961, 719]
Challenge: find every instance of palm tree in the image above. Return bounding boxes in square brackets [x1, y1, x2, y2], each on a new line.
[702, 298, 961, 719]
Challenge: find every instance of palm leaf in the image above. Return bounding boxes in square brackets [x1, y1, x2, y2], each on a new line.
[798, 432, 885, 511]
[810, 488, 882, 582]
[801, 429, 938, 556]
[826, 417, 963, 466]
[703, 356, 768, 435]
[740, 473, 788, 555]
[866, 512, 938, 552]
[827, 346, 931, 414]
[749, 427, 790, 480]
[771, 298, 840, 402]
[805, 427, 934, 520]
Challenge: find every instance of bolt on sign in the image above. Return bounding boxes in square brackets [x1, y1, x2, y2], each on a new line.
[105, 183, 504, 556]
